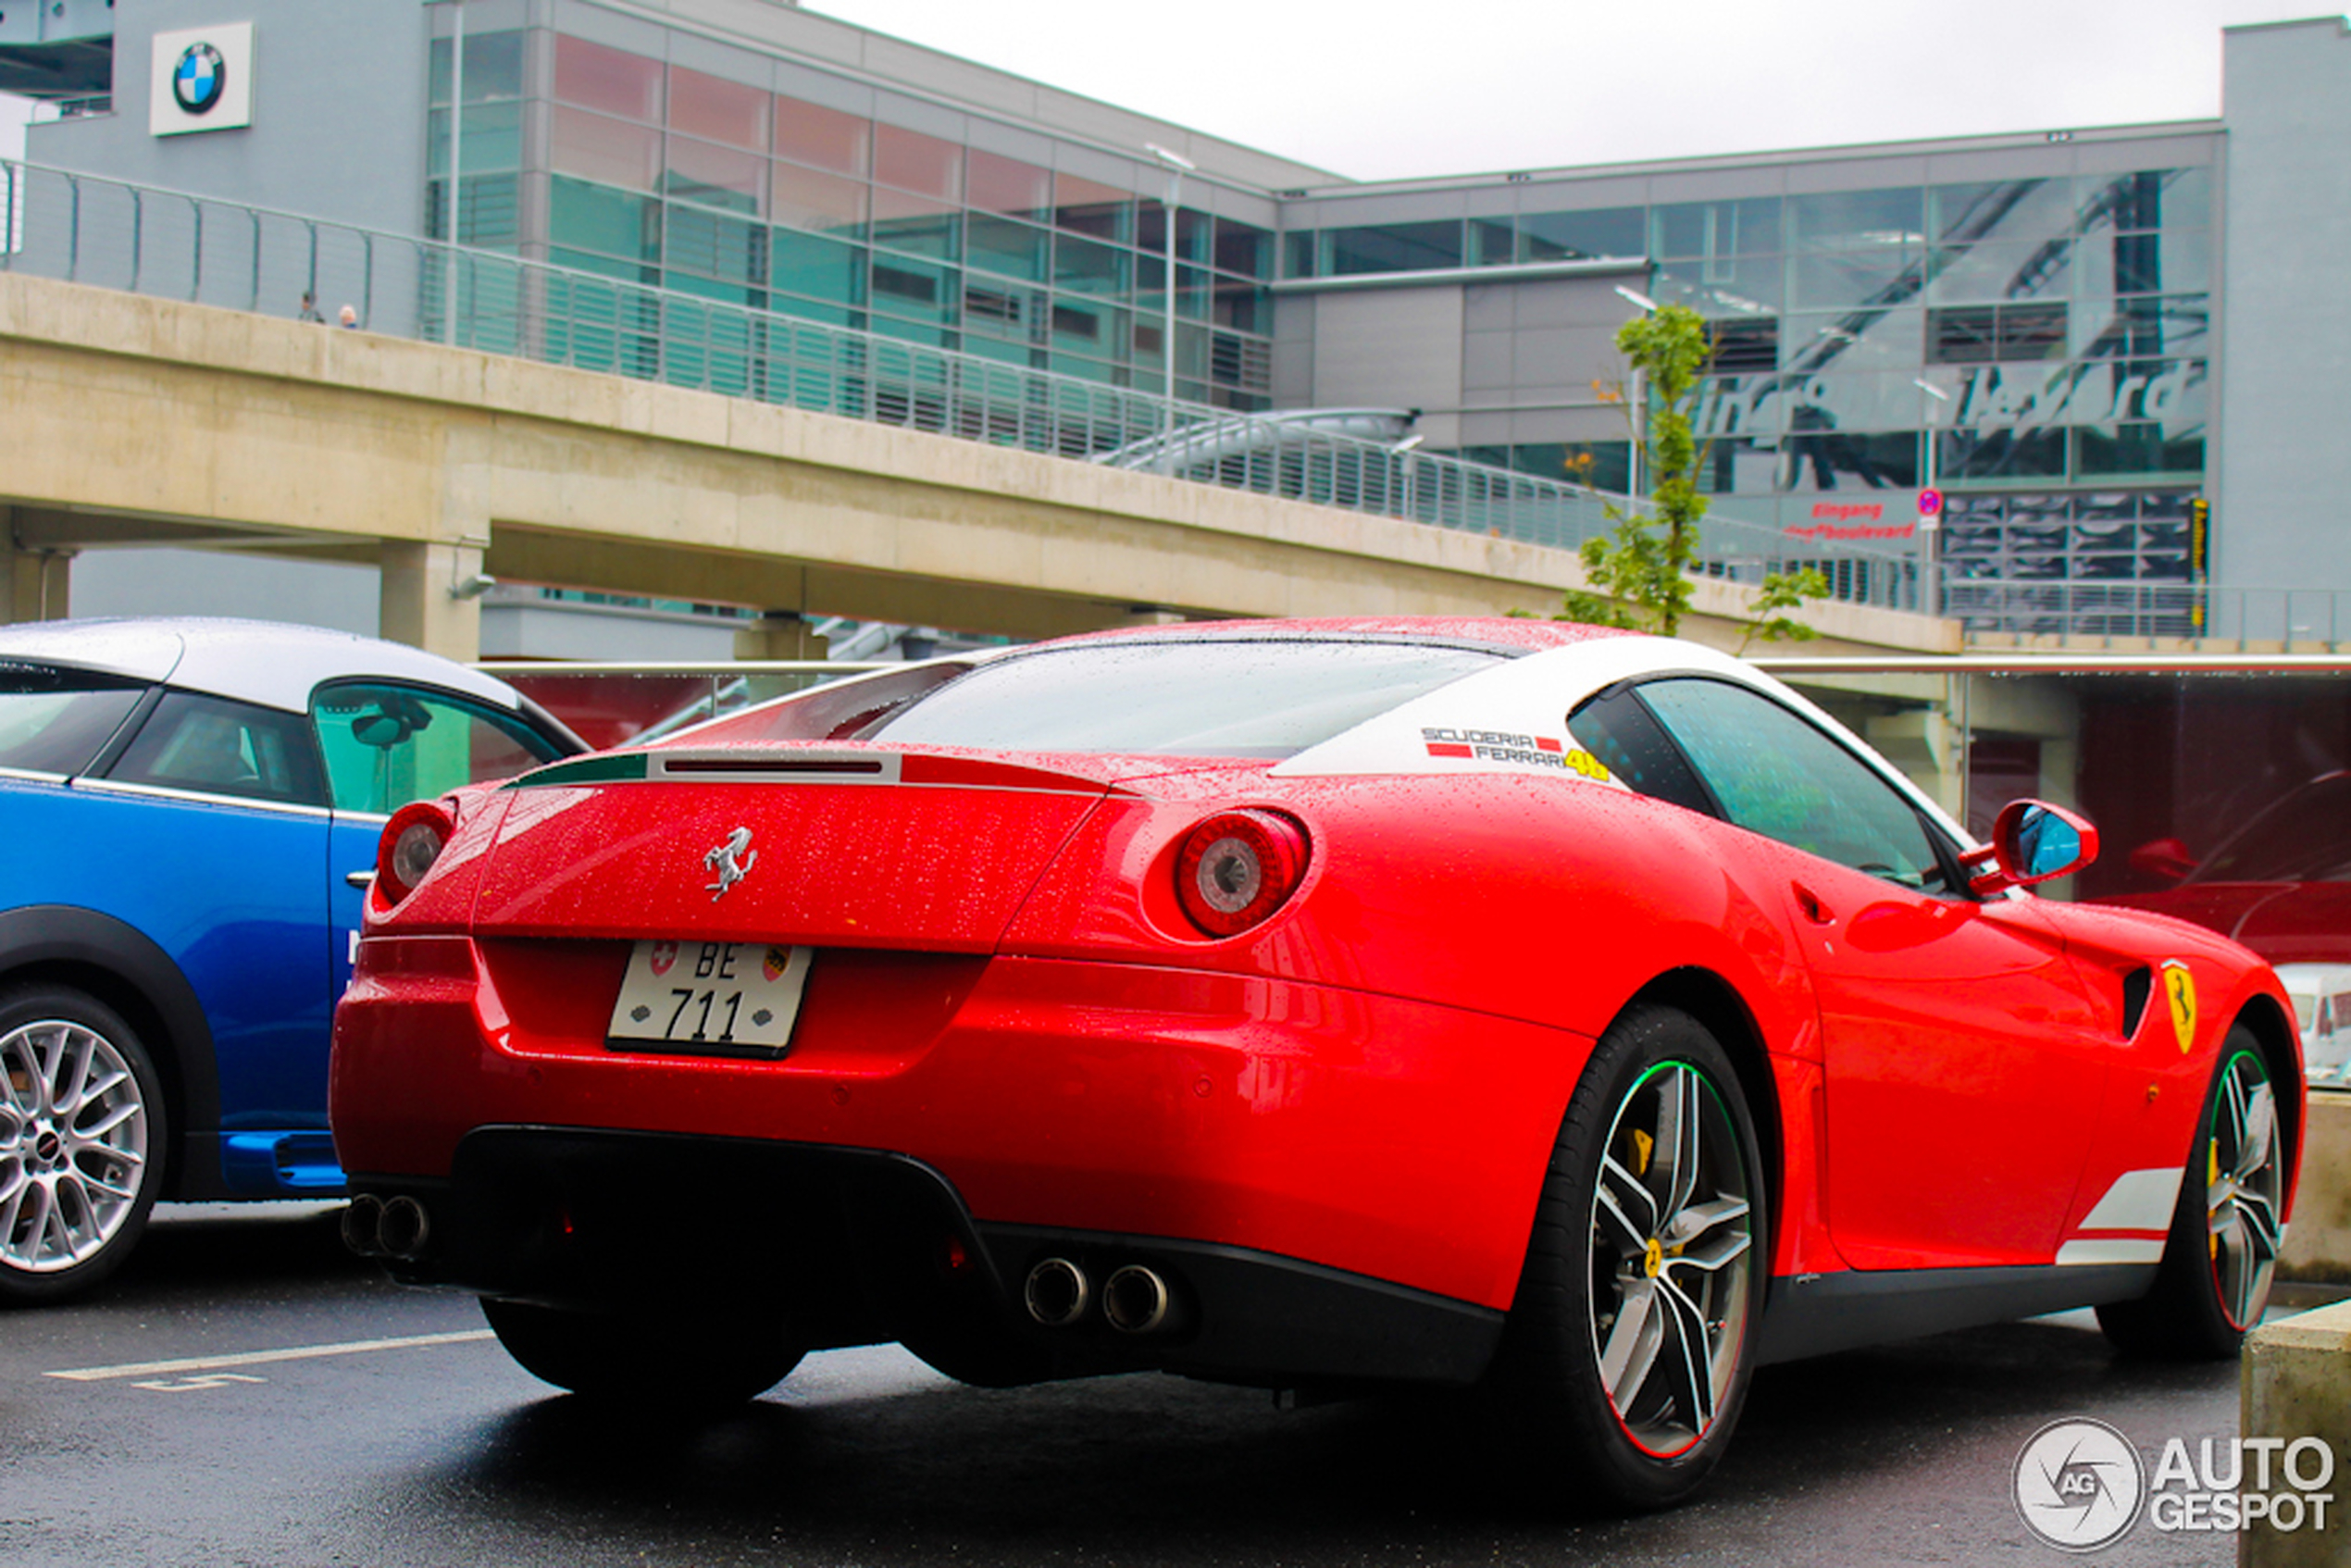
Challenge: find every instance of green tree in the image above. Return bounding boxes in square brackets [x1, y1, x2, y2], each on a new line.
[1560, 304, 1825, 643]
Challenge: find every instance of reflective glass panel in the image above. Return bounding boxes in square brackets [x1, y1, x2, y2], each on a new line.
[2078, 230, 2209, 297]
[551, 175, 663, 261]
[963, 279, 1044, 341]
[1134, 203, 1210, 262]
[1327, 221, 1462, 275]
[968, 150, 1051, 219]
[1213, 218, 1274, 279]
[1788, 189, 1924, 251]
[871, 187, 960, 260]
[774, 96, 869, 176]
[312, 684, 563, 815]
[1791, 249, 1923, 310]
[871, 641, 1501, 757]
[109, 692, 326, 807]
[1930, 178, 2078, 243]
[0, 668, 143, 775]
[966, 214, 1050, 280]
[1284, 230, 1316, 278]
[1653, 197, 1781, 258]
[1938, 427, 2069, 479]
[2082, 169, 2209, 233]
[429, 102, 524, 178]
[2068, 358, 2208, 428]
[1926, 240, 2072, 304]
[874, 124, 962, 200]
[552, 107, 661, 193]
[1523, 206, 1645, 261]
[1781, 309, 1926, 375]
[670, 67, 768, 151]
[665, 204, 763, 284]
[769, 229, 865, 305]
[770, 162, 866, 237]
[554, 34, 663, 122]
[664, 136, 765, 217]
[2077, 295, 2209, 359]
[1055, 172, 1133, 243]
[1635, 678, 1947, 889]
[1652, 257, 1783, 314]
[430, 31, 526, 106]
[2073, 425, 2205, 478]
[870, 255, 955, 321]
[1054, 232, 1128, 295]
[1050, 296, 1126, 356]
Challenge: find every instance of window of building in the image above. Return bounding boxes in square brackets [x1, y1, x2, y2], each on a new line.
[666, 204, 764, 286]
[775, 96, 870, 176]
[1053, 231, 1128, 295]
[875, 124, 963, 201]
[664, 136, 766, 218]
[1791, 248, 1922, 311]
[871, 256, 956, 322]
[964, 214, 1050, 281]
[1707, 318, 1779, 372]
[1325, 221, 1463, 276]
[1213, 218, 1273, 280]
[430, 30, 527, 106]
[2074, 424, 2206, 479]
[1936, 426, 2069, 480]
[1653, 198, 1781, 258]
[1926, 240, 2071, 305]
[1055, 172, 1133, 243]
[429, 102, 524, 180]
[769, 228, 865, 306]
[552, 106, 661, 193]
[770, 162, 866, 237]
[552, 176, 663, 263]
[870, 187, 960, 260]
[1929, 178, 2079, 244]
[1928, 303, 2068, 363]
[968, 151, 1051, 219]
[670, 67, 768, 151]
[1788, 189, 1923, 253]
[1520, 206, 1645, 261]
[554, 35, 663, 122]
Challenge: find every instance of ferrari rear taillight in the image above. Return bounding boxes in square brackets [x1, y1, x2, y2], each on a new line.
[1175, 810, 1309, 937]
[376, 801, 456, 906]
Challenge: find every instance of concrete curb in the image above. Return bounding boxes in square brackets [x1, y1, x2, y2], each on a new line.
[2239, 1297, 2351, 1567]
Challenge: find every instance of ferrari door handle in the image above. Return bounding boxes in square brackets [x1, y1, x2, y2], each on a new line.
[345, 869, 377, 889]
[1792, 883, 1835, 925]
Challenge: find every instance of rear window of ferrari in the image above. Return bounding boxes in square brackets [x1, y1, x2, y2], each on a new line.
[0, 663, 147, 777]
[865, 640, 1504, 758]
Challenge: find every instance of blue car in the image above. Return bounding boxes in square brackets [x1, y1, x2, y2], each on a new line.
[0, 618, 583, 1301]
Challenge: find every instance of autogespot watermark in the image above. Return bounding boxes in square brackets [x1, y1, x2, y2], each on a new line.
[2012, 1418, 2338, 1552]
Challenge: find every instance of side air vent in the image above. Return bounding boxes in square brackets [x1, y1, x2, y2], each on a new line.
[2121, 965, 2153, 1039]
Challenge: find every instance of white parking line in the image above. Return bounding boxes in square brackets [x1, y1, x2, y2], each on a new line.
[44, 1329, 496, 1382]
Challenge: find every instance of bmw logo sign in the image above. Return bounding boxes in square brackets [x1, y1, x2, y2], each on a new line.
[172, 43, 227, 116]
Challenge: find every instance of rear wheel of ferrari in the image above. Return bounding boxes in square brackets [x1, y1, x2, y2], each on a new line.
[2096, 1028, 2284, 1358]
[0, 985, 167, 1305]
[481, 1298, 805, 1410]
[1491, 1005, 1764, 1511]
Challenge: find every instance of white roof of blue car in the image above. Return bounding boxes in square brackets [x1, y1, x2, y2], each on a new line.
[0, 617, 533, 716]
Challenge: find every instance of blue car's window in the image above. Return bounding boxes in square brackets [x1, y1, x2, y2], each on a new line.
[1633, 678, 1951, 892]
[313, 683, 567, 815]
[106, 691, 328, 807]
[867, 641, 1503, 757]
[0, 666, 146, 777]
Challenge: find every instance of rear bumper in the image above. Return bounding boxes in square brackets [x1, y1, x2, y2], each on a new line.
[330, 937, 1590, 1315]
[349, 1126, 1504, 1388]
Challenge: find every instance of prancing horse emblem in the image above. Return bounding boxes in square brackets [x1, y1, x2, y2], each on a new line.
[703, 827, 757, 900]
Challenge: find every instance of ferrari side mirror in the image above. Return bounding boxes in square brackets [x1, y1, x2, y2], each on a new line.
[1967, 799, 2100, 895]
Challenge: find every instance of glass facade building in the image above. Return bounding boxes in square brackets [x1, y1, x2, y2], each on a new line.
[423, 14, 1280, 409]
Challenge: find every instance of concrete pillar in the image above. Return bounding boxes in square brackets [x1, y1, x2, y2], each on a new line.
[0, 544, 73, 624]
[733, 611, 830, 661]
[379, 540, 485, 662]
[1863, 706, 1962, 818]
[2281, 1093, 2351, 1285]
[2239, 1295, 2351, 1567]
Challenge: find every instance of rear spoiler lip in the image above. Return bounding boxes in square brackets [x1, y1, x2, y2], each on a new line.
[504, 745, 1118, 798]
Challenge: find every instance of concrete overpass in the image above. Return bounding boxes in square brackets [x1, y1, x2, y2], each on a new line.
[0, 271, 1958, 660]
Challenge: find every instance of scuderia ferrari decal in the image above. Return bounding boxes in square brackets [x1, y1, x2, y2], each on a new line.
[1420, 725, 1614, 780]
[2161, 961, 2197, 1053]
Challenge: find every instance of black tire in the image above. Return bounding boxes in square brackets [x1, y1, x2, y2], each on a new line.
[481, 1297, 805, 1411]
[2096, 1027, 2286, 1359]
[1488, 1004, 1767, 1511]
[0, 984, 168, 1305]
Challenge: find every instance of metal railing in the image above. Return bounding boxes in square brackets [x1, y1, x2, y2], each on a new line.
[0, 156, 1923, 614]
[1947, 579, 2351, 647]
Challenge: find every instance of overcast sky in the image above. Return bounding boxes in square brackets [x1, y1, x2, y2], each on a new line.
[5, 3, 2339, 177]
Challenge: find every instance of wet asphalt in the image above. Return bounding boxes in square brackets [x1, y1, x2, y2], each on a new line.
[0, 1201, 2326, 1567]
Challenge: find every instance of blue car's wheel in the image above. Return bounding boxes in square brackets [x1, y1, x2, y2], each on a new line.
[0, 985, 167, 1303]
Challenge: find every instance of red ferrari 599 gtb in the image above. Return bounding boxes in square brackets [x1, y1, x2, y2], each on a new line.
[330, 618, 2299, 1507]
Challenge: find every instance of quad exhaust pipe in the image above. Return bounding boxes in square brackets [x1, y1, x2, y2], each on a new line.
[342, 1193, 432, 1261]
[1023, 1257, 1185, 1335]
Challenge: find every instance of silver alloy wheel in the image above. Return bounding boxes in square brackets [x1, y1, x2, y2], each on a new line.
[2207, 1050, 2283, 1330]
[0, 1017, 151, 1274]
[1587, 1060, 1755, 1457]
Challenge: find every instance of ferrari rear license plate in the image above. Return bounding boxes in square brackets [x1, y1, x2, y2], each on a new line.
[607, 940, 813, 1056]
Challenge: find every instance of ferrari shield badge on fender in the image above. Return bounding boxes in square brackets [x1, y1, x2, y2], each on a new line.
[703, 827, 758, 901]
[2161, 961, 2197, 1053]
